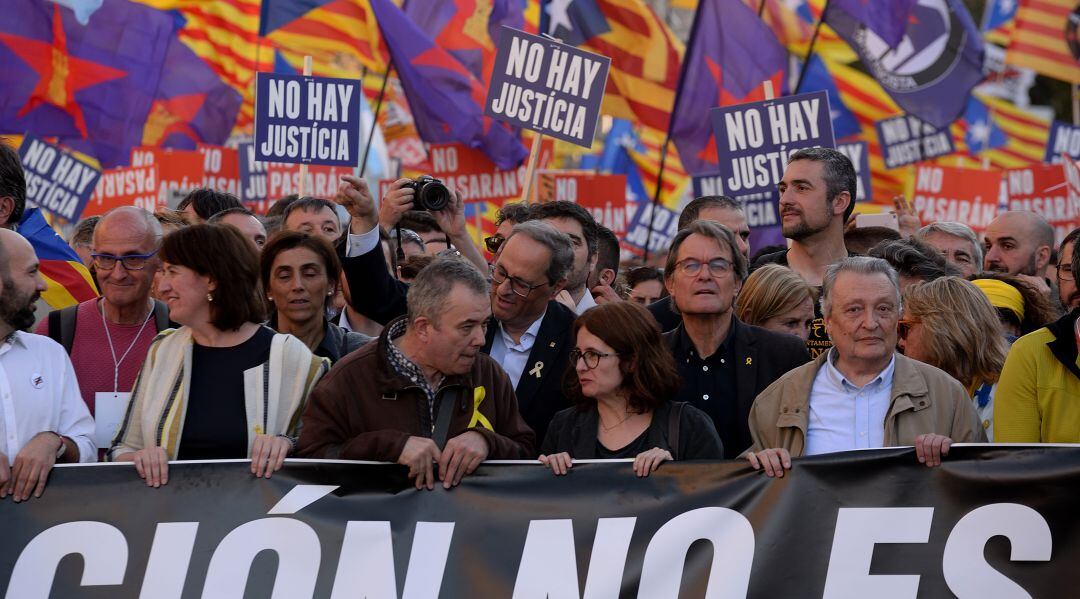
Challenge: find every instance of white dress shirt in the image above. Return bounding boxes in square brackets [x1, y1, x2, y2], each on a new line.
[574, 288, 597, 315]
[0, 332, 95, 462]
[487, 313, 546, 388]
[346, 225, 381, 258]
[804, 349, 896, 456]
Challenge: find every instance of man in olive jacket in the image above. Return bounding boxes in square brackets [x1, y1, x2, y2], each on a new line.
[745, 257, 984, 477]
[298, 259, 535, 489]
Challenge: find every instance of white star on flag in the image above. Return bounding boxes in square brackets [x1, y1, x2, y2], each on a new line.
[546, 0, 574, 36]
[969, 120, 992, 149]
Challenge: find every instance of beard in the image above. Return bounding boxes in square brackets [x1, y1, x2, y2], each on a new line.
[781, 203, 832, 241]
[0, 276, 39, 331]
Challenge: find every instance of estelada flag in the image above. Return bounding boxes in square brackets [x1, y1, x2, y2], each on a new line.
[18, 207, 97, 309]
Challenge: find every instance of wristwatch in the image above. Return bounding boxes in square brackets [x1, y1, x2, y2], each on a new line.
[52, 432, 65, 460]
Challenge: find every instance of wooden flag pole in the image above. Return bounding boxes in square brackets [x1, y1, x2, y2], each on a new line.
[521, 133, 544, 204]
[299, 55, 312, 198]
[359, 61, 394, 178]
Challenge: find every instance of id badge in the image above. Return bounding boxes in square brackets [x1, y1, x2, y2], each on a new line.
[95, 392, 131, 449]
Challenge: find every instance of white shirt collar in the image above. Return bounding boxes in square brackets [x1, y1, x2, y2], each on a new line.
[575, 289, 597, 314]
[824, 348, 896, 391]
[498, 310, 546, 349]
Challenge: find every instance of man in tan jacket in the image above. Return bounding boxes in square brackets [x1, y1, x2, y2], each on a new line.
[745, 257, 984, 477]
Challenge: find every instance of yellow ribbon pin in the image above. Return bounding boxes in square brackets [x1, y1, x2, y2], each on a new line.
[468, 386, 494, 431]
[745, 357, 752, 365]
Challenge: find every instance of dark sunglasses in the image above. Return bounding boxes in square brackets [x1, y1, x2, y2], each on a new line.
[897, 319, 920, 339]
[484, 234, 505, 253]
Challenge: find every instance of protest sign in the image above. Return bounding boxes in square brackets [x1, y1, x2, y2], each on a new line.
[875, 114, 955, 169]
[429, 141, 553, 204]
[1004, 163, 1079, 243]
[536, 171, 627, 234]
[130, 146, 205, 207]
[837, 141, 871, 201]
[266, 163, 351, 200]
[5, 447, 1080, 598]
[710, 90, 834, 197]
[1045, 121, 1080, 164]
[85, 165, 159, 217]
[912, 165, 1000, 234]
[486, 27, 610, 147]
[690, 173, 781, 233]
[197, 144, 240, 197]
[17, 136, 101, 222]
[254, 72, 362, 166]
[623, 201, 680, 254]
[238, 142, 269, 205]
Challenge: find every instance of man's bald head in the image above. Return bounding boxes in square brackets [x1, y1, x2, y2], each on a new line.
[94, 206, 163, 249]
[984, 210, 1055, 276]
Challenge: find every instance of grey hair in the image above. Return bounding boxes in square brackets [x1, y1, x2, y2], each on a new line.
[664, 220, 749, 282]
[506, 220, 574, 284]
[94, 206, 164, 248]
[406, 258, 490, 324]
[820, 256, 901, 318]
[914, 221, 983, 269]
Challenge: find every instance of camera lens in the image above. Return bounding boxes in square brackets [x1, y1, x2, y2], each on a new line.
[418, 180, 451, 212]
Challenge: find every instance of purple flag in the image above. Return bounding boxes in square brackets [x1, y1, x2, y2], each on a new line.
[0, 0, 175, 168]
[828, 0, 984, 129]
[369, 0, 528, 169]
[404, 0, 526, 83]
[669, 0, 787, 176]
[827, 0, 917, 49]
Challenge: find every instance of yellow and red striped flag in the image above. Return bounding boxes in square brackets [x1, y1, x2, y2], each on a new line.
[1006, 0, 1080, 83]
[946, 93, 1051, 170]
[627, 126, 689, 209]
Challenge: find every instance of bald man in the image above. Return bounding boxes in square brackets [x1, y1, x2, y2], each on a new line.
[983, 211, 1057, 297]
[36, 207, 171, 453]
[0, 229, 95, 501]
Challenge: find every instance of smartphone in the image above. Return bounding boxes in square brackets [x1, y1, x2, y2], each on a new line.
[855, 212, 899, 232]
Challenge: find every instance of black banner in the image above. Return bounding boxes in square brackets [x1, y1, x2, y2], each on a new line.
[1, 446, 1076, 598]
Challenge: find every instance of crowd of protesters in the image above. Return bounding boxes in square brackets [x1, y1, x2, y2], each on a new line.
[0, 138, 1077, 501]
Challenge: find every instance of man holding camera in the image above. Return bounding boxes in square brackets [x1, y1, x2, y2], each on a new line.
[334, 175, 576, 443]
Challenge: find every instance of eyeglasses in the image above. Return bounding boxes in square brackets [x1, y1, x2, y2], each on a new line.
[1058, 264, 1074, 282]
[675, 257, 733, 277]
[91, 249, 160, 271]
[897, 318, 921, 339]
[490, 265, 547, 299]
[570, 348, 619, 369]
[484, 234, 505, 253]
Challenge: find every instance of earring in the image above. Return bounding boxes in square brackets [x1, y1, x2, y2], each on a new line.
[207, 293, 213, 302]
[327, 290, 334, 296]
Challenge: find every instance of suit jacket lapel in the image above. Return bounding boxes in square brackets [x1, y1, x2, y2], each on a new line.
[732, 319, 759, 444]
[482, 317, 497, 354]
[514, 303, 566, 407]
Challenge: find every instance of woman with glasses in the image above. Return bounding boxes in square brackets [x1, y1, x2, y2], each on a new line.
[897, 277, 1008, 440]
[538, 302, 723, 477]
[109, 224, 330, 485]
[262, 231, 372, 365]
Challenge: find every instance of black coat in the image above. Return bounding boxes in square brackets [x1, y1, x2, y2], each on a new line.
[646, 296, 682, 333]
[483, 300, 575, 446]
[540, 401, 723, 460]
[664, 317, 810, 456]
[341, 242, 408, 325]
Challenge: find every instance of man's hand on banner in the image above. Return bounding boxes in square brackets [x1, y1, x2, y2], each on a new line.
[746, 448, 792, 478]
[335, 175, 379, 234]
[250, 435, 291, 479]
[398, 436, 442, 491]
[379, 178, 416, 230]
[539, 452, 573, 475]
[439, 431, 489, 489]
[914, 434, 952, 467]
[633, 448, 673, 478]
[131, 446, 170, 488]
[5, 432, 62, 502]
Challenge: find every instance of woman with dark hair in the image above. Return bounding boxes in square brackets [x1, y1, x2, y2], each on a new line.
[109, 224, 329, 485]
[262, 231, 371, 364]
[625, 266, 666, 306]
[539, 302, 722, 477]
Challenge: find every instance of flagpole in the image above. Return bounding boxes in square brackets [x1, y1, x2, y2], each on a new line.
[758, 0, 767, 17]
[794, 0, 830, 93]
[299, 55, 313, 198]
[644, 0, 709, 262]
[359, 61, 394, 178]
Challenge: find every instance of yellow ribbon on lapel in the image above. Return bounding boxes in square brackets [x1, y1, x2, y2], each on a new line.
[468, 386, 494, 431]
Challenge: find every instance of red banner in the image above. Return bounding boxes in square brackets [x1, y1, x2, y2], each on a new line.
[86, 165, 159, 217]
[429, 141, 552, 204]
[129, 147, 205, 208]
[1004, 163, 1078, 244]
[912, 165, 1000, 234]
[536, 171, 628, 235]
[265, 164, 352, 200]
[197, 144, 241, 198]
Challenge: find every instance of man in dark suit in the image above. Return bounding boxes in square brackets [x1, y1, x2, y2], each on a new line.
[332, 176, 575, 444]
[662, 220, 810, 458]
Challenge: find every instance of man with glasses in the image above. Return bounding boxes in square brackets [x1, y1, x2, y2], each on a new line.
[1056, 228, 1080, 310]
[485, 202, 532, 258]
[37, 207, 171, 453]
[663, 221, 809, 458]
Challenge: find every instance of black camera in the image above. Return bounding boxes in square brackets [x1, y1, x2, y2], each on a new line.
[405, 175, 451, 212]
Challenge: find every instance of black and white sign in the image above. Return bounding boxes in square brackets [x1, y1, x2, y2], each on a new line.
[254, 73, 362, 167]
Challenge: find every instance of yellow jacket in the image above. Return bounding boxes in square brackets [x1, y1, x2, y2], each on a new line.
[995, 312, 1080, 443]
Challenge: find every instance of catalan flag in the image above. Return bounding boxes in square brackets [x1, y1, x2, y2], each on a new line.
[405, 0, 526, 84]
[983, 0, 1018, 47]
[18, 208, 97, 310]
[545, 0, 684, 135]
[1006, 0, 1080, 83]
[945, 92, 1050, 170]
[260, 0, 387, 78]
[627, 125, 688, 209]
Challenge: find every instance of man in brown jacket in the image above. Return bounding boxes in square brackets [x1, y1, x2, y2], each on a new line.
[298, 259, 535, 489]
[745, 257, 984, 477]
